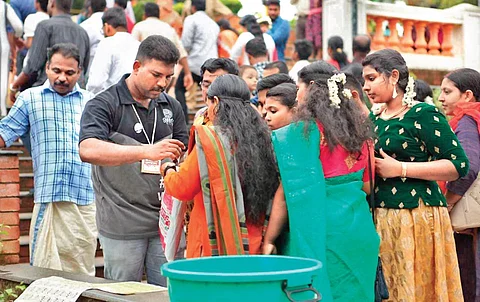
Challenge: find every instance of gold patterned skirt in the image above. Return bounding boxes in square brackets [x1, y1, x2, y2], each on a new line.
[375, 200, 464, 302]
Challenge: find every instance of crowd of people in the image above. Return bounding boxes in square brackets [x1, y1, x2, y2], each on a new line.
[0, 0, 480, 301]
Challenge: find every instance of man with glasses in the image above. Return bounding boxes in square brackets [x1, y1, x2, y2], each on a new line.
[193, 58, 239, 125]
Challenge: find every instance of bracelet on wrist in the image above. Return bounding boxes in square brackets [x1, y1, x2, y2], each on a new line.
[163, 164, 177, 177]
[401, 162, 407, 178]
[9, 84, 18, 92]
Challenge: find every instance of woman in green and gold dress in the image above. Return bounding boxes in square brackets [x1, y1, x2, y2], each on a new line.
[362, 49, 469, 301]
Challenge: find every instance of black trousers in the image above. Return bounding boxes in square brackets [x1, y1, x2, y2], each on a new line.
[174, 70, 202, 125]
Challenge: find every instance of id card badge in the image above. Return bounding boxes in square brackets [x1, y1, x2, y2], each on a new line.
[141, 159, 161, 174]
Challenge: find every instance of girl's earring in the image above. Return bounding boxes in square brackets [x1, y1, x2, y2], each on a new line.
[392, 86, 398, 99]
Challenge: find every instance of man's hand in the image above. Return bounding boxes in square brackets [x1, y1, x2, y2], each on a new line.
[9, 86, 19, 103]
[14, 37, 25, 49]
[183, 72, 194, 90]
[144, 139, 185, 161]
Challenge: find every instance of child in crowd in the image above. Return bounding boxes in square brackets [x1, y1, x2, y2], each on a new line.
[239, 65, 259, 98]
[264, 83, 297, 130]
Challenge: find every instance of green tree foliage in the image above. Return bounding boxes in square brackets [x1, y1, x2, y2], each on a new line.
[72, 0, 86, 10]
[220, 0, 243, 14]
[437, 0, 477, 8]
[371, 0, 477, 8]
[174, 2, 184, 15]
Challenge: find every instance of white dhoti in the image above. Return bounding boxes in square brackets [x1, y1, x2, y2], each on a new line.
[29, 202, 97, 276]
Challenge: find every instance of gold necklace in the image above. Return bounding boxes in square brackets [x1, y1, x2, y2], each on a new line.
[381, 105, 408, 120]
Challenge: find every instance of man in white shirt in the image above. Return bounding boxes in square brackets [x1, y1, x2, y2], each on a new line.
[289, 39, 313, 83]
[86, 7, 140, 95]
[22, 0, 49, 68]
[81, 0, 106, 73]
[131, 3, 192, 94]
[175, 0, 219, 123]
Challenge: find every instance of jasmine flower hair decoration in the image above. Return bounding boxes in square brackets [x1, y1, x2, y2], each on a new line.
[327, 73, 352, 109]
[424, 96, 434, 106]
[402, 76, 417, 107]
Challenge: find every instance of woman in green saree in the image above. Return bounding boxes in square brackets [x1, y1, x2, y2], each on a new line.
[264, 73, 380, 301]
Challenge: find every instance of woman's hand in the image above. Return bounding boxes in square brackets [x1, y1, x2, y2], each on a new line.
[262, 242, 277, 255]
[375, 149, 402, 178]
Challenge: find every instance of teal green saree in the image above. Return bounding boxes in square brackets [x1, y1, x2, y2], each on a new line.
[272, 122, 379, 302]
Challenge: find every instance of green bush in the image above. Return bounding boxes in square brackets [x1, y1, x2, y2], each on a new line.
[173, 2, 184, 15]
[72, 0, 85, 10]
[289, 18, 296, 30]
[220, 0, 242, 14]
[406, 0, 477, 8]
[133, 0, 156, 23]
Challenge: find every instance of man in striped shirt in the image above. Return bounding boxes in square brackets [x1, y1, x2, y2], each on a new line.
[0, 43, 97, 276]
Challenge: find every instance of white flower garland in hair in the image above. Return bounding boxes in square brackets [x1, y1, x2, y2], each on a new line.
[402, 76, 417, 107]
[343, 89, 353, 100]
[424, 96, 434, 106]
[328, 73, 347, 109]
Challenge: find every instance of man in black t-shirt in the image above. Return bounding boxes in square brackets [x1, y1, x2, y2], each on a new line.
[79, 35, 188, 286]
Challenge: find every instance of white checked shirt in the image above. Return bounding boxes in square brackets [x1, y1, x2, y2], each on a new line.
[131, 17, 188, 58]
[80, 12, 104, 70]
[86, 32, 140, 95]
[181, 11, 220, 76]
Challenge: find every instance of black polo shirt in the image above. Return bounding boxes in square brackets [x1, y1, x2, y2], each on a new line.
[80, 74, 189, 146]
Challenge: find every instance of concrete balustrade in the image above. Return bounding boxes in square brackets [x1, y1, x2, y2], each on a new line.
[366, 17, 452, 55]
[323, 0, 480, 72]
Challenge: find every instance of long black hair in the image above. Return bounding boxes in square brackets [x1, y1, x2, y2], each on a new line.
[240, 15, 263, 40]
[328, 36, 348, 69]
[207, 75, 279, 225]
[266, 83, 297, 109]
[414, 79, 433, 102]
[217, 18, 240, 36]
[296, 74, 373, 154]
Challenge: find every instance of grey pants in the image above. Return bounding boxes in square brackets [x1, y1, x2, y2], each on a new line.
[296, 15, 307, 40]
[98, 234, 184, 287]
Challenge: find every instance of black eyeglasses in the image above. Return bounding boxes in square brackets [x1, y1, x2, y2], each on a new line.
[199, 81, 210, 89]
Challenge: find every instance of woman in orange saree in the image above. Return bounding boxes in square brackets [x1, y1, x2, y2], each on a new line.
[162, 74, 279, 258]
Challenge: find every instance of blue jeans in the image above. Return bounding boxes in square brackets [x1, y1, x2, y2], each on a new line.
[98, 235, 182, 286]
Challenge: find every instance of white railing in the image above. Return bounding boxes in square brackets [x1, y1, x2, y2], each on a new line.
[323, 0, 480, 71]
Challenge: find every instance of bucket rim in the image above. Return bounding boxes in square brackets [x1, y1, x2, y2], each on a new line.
[161, 255, 322, 283]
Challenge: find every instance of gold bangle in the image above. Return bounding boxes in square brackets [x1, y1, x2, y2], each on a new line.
[401, 162, 407, 178]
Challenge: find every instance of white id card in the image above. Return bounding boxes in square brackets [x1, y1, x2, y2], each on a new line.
[141, 159, 161, 174]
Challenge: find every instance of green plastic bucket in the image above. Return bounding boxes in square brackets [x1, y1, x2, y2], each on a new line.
[161, 255, 322, 302]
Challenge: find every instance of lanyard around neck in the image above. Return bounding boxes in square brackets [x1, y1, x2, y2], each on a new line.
[131, 104, 157, 145]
